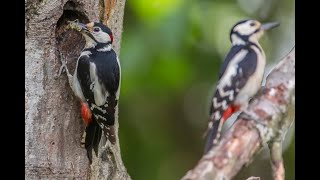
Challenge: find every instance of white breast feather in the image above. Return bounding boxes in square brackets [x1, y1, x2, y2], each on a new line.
[89, 62, 108, 106]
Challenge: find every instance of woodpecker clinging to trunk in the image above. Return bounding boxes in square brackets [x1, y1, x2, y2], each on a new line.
[204, 19, 279, 153]
[59, 20, 121, 163]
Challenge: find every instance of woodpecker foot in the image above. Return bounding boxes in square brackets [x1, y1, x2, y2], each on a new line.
[240, 110, 269, 129]
[57, 61, 66, 78]
[56, 52, 74, 90]
[57, 53, 72, 78]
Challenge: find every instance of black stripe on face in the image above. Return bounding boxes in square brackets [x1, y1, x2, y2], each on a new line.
[253, 28, 261, 34]
[232, 31, 249, 42]
[87, 33, 99, 43]
[82, 29, 99, 44]
[231, 27, 261, 44]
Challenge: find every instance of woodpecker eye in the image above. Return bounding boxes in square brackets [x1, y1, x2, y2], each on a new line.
[250, 22, 256, 27]
[93, 27, 100, 32]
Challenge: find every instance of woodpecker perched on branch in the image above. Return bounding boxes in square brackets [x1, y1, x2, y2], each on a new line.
[204, 19, 279, 153]
[59, 20, 121, 163]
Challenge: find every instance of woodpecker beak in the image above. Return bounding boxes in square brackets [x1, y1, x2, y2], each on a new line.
[76, 22, 89, 33]
[67, 20, 90, 33]
[261, 22, 280, 30]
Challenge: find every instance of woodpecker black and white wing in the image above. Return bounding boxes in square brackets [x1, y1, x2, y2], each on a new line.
[218, 45, 244, 79]
[76, 49, 120, 163]
[205, 44, 259, 152]
[80, 50, 120, 136]
[89, 50, 120, 127]
[211, 45, 258, 119]
[94, 50, 120, 96]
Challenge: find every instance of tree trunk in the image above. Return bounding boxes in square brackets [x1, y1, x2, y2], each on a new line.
[25, 0, 129, 179]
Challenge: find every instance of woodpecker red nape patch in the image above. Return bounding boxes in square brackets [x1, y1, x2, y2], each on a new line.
[221, 104, 240, 122]
[81, 102, 92, 126]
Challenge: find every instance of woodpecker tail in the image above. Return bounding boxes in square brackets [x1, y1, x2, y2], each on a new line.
[203, 98, 226, 154]
[85, 119, 102, 164]
[204, 104, 241, 153]
[102, 125, 116, 144]
[204, 119, 223, 153]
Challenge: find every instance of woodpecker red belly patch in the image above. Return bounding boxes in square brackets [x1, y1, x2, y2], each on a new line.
[81, 102, 92, 126]
[221, 104, 240, 122]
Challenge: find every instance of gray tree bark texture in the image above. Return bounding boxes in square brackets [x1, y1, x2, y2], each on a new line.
[182, 47, 295, 180]
[25, 0, 130, 179]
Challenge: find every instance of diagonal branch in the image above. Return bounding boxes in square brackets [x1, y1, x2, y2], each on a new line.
[182, 47, 295, 180]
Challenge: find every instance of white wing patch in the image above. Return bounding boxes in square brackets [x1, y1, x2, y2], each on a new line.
[89, 62, 109, 106]
[218, 49, 248, 90]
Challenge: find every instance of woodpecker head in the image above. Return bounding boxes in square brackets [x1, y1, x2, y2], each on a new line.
[230, 19, 279, 45]
[71, 21, 114, 48]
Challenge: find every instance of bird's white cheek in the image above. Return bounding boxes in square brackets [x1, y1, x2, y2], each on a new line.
[93, 32, 111, 43]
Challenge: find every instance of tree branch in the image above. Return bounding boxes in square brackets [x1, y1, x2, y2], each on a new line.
[182, 47, 295, 180]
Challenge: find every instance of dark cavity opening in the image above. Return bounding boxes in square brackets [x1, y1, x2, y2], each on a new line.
[55, 1, 89, 74]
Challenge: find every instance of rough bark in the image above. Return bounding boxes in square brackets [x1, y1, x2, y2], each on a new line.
[182, 47, 295, 180]
[25, 0, 129, 179]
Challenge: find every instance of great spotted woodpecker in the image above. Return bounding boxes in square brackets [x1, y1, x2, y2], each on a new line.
[59, 20, 121, 163]
[204, 19, 279, 153]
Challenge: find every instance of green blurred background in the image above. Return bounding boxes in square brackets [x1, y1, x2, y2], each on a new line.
[118, 0, 295, 179]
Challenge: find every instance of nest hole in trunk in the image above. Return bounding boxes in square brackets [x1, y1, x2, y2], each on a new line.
[55, 1, 89, 74]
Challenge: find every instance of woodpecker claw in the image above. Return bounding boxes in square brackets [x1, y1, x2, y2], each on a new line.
[57, 63, 66, 77]
[240, 111, 268, 127]
[57, 53, 71, 77]
[56, 52, 74, 91]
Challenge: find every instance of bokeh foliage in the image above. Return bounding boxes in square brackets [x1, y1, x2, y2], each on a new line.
[119, 0, 295, 179]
